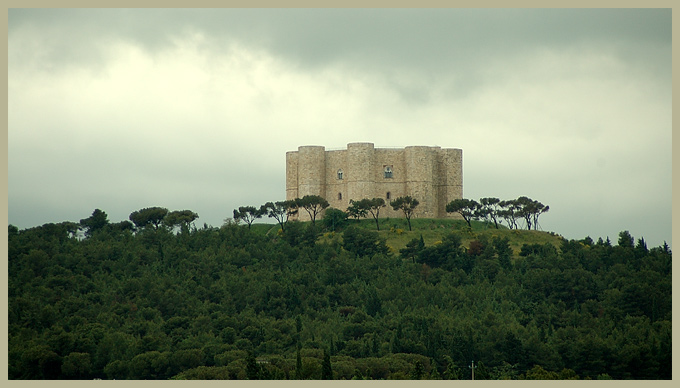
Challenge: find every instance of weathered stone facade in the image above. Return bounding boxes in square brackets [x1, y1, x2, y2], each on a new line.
[286, 143, 463, 221]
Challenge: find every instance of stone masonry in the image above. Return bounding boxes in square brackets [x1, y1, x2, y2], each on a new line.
[286, 142, 463, 221]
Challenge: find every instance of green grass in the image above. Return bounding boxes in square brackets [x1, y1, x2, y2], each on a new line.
[371, 218, 563, 255]
[251, 217, 564, 256]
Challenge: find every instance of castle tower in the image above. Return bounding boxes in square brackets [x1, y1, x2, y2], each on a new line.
[438, 148, 463, 217]
[285, 150, 299, 201]
[405, 146, 439, 218]
[288, 145, 326, 201]
[346, 142, 375, 202]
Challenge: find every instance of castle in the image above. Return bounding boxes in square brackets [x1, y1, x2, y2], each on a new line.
[286, 143, 463, 220]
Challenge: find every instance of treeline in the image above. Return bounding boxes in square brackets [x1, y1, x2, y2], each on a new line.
[446, 196, 549, 230]
[234, 195, 548, 233]
[7, 207, 671, 379]
[233, 194, 420, 231]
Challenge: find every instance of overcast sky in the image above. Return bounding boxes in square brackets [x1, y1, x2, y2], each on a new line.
[8, 8, 672, 247]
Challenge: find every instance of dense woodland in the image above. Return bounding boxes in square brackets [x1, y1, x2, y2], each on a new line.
[7, 208, 672, 380]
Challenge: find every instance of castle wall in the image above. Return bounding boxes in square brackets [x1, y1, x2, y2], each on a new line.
[325, 150, 348, 210]
[286, 143, 462, 221]
[372, 148, 407, 218]
[346, 142, 374, 205]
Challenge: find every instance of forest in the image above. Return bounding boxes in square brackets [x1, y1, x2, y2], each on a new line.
[7, 207, 672, 380]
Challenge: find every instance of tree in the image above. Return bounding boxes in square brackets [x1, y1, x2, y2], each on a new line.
[478, 197, 502, 229]
[163, 210, 199, 233]
[346, 199, 368, 220]
[531, 202, 549, 230]
[618, 230, 634, 248]
[60, 221, 81, 239]
[19, 344, 62, 379]
[445, 198, 479, 228]
[390, 196, 419, 231]
[498, 199, 520, 229]
[61, 352, 93, 379]
[410, 360, 425, 380]
[296, 195, 329, 225]
[524, 364, 558, 379]
[400, 235, 425, 263]
[364, 288, 382, 317]
[443, 356, 462, 380]
[129, 207, 169, 230]
[342, 226, 389, 258]
[514, 196, 549, 230]
[246, 353, 259, 380]
[321, 350, 332, 380]
[262, 200, 297, 233]
[233, 206, 263, 229]
[79, 209, 109, 237]
[295, 347, 302, 379]
[322, 208, 348, 232]
[349, 198, 386, 230]
[515, 196, 535, 230]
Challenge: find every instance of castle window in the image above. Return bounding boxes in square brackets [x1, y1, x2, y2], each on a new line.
[386, 192, 391, 200]
[338, 192, 342, 200]
[337, 169, 343, 180]
[384, 166, 393, 179]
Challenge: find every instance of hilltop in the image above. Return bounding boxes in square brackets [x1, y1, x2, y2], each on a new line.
[251, 218, 564, 256]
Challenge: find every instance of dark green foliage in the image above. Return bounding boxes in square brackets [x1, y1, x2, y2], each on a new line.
[364, 288, 382, 317]
[418, 233, 470, 272]
[80, 209, 109, 237]
[246, 353, 259, 380]
[618, 230, 634, 248]
[163, 210, 199, 233]
[7, 215, 672, 380]
[295, 348, 302, 379]
[342, 226, 389, 258]
[322, 208, 348, 232]
[282, 221, 319, 248]
[346, 199, 368, 220]
[400, 235, 425, 263]
[129, 207, 169, 230]
[410, 360, 424, 379]
[321, 350, 332, 380]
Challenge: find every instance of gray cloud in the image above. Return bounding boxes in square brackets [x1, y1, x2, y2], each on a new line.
[8, 8, 672, 247]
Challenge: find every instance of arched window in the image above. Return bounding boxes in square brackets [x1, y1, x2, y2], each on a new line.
[386, 192, 391, 200]
[337, 169, 343, 180]
[384, 166, 393, 179]
[338, 192, 343, 200]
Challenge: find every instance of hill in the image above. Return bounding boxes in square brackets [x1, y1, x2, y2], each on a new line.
[7, 216, 672, 380]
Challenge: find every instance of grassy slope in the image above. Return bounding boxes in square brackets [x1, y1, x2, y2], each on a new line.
[251, 217, 564, 256]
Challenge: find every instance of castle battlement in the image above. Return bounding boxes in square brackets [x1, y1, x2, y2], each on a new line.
[286, 143, 463, 220]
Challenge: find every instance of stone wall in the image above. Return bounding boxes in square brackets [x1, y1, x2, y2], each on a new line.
[286, 143, 462, 221]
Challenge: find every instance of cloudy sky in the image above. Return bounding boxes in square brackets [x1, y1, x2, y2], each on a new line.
[8, 8, 672, 247]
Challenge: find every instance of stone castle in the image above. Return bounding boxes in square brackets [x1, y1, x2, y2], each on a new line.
[286, 142, 463, 220]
